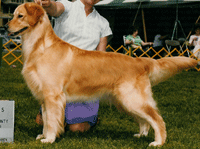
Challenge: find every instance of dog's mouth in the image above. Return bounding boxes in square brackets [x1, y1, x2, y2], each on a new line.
[8, 27, 28, 36]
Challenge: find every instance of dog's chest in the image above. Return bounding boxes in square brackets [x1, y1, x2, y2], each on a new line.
[22, 66, 43, 99]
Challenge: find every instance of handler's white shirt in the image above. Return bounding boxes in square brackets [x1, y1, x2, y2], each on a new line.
[54, 0, 112, 51]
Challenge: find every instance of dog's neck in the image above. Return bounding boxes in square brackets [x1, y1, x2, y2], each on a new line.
[22, 13, 55, 65]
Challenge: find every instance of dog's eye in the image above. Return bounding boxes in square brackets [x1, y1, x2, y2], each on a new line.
[18, 14, 23, 18]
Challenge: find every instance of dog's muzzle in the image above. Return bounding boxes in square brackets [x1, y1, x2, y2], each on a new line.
[4, 25, 28, 36]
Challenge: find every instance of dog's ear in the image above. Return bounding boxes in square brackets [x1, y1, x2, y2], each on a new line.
[24, 3, 44, 26]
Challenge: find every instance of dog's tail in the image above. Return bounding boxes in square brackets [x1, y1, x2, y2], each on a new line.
[149, 57, 197, 86]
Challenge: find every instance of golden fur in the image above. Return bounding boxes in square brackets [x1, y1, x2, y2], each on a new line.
[6, 3, 197, 146]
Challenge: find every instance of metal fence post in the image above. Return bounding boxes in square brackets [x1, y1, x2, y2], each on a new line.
[0, 37, 2, 67]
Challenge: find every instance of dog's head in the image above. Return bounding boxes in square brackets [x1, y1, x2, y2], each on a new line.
[5, 3, 45, 36]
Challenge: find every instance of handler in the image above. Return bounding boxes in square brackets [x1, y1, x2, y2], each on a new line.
[34, 0, 112, 132]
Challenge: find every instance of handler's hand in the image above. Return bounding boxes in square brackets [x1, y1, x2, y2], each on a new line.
[34, 0, 51, 8]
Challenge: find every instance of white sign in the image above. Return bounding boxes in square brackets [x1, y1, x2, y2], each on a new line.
[0, 100, 15, 143]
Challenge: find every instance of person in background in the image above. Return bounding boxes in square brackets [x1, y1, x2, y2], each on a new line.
[153, 31, 169, 58]
[153, 32, 169, 51]
[125, 26, 153, 56]
[34, 0, 112, 132]
[189, 24, 200, 64]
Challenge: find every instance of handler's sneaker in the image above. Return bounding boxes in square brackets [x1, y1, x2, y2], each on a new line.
[35, 112, 43, 125]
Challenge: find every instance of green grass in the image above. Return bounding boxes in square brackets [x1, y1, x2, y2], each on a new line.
[0, 64, 199, 149]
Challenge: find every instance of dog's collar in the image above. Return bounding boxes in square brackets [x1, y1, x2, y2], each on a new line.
[8, 27, 28, 36]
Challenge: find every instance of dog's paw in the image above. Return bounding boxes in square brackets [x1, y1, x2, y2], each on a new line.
[134, 132, 148, 138]
[134, 134, 141, 138]
[149, 141, 162, 147]
[40, 138, 55, 144]
[36, 134, 44, 140]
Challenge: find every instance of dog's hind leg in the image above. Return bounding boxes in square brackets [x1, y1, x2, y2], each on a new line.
[141, 104, 166, 146]
[37, 90, 66, 143]
[133, 116, 150, 138]
[116, 80, 166, 146]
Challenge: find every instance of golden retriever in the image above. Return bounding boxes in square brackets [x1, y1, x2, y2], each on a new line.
[6, 3, 197, 146]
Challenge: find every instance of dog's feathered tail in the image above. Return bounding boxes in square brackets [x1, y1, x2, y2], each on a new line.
[149, 57, 197, 86]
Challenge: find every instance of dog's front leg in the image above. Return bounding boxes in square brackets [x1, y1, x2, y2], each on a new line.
[36, 103, 47, 141]
[36, 91, 66, 143]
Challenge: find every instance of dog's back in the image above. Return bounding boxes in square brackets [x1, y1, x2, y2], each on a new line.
[69, 50, 197, 88]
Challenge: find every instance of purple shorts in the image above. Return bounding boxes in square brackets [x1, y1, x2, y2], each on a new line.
[65, 100, 99, 126]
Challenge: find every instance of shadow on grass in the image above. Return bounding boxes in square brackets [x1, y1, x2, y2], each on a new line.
[57, 125, 155, 146]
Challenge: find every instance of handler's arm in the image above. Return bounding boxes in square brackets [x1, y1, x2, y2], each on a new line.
[34, 0, 64, 17]
[96, 36, 108, 52]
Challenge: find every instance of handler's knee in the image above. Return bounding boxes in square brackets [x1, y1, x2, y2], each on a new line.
[68, 122, 91, 132]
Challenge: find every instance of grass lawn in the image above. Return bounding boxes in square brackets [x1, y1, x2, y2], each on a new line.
[0, 62, 199, 149]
